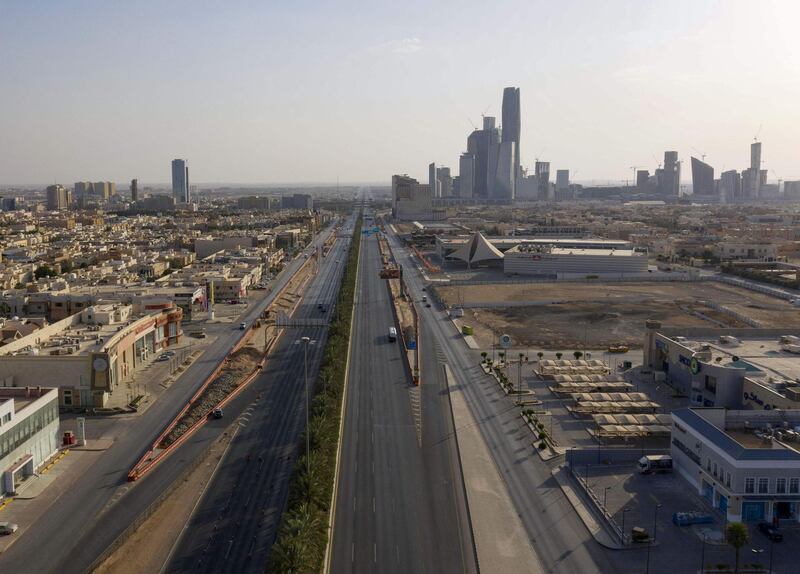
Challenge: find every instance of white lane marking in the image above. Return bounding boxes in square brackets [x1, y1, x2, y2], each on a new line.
[373, 543, 377, 563]
[372, 497, 375, 513]
[371, 461, 374, 474]
[355, 460, 358, 474]
[353, 496, 356, 511]
[352, 542, 355, 562]
[371, 430, 374, 444]
[396, 545, 400, 564]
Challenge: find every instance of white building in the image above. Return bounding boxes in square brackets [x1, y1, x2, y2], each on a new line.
[503, 244, 647, 277]
[1, 387, 60, 496]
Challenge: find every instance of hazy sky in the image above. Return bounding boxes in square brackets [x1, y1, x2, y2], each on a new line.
[1, 0, 798, 185]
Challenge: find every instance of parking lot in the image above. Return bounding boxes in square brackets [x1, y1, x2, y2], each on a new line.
[574, 461, 798, 573]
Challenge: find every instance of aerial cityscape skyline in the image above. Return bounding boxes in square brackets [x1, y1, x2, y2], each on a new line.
[1, 0, 798, 185]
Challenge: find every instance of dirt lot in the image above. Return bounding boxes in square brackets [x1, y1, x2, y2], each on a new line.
[440, 280, 800, 350]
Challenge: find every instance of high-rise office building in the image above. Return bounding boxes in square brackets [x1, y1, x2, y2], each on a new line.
[172, 159, 190, 203]
[535, 161, 551, 200]
[130, 179, 139, 202]
[458, 153, 475, 199]
[636, 170, 650, 192]
[392, 175, 433, 220]
[659, 151, 680, 196]
[492, 141, 516, 200]
[436, 166, 453, 198]
[720, 170, 741, 203]
[465, 118, 499, 200]
[501, 87, 521, 183]
[428, 163, 441, 198]
[691, 157, 715, 196]
[556, 170, 570, 191]
[742, 141, 764, 199]
[46, 184, 69, 210]
[93, 181, 110, 200]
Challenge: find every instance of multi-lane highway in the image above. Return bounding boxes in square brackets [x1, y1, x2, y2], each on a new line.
[330, 228, 478, 573]
[0, 219, 346, 574]
[384, 227, 623, 574]
[164, 217, 353, 574]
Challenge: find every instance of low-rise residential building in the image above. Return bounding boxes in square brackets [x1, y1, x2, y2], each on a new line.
[717, 241, 777, 261]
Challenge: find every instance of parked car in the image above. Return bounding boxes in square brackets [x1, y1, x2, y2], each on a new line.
[212, 408, 223, 419]
[156, 354, 170, 362]
[239, 322, 247, 330]
[163, 350, 176, 357]
[426, 303, 431, 308]
[0, 522, 18, 535]
[758, 521, 783, 541]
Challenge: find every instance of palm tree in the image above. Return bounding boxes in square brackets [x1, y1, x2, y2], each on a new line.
[537, 351, 544, 362]
[481, 351, 488, 363]
[555, 352, 563, 360]
[573, 351, 584, 360]
[269, 502, 326, 573]
[725, 522, 749, 573]
[499, 351, 506, 363]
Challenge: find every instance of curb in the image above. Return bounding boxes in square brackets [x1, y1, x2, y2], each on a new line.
[552, 465, 624, 550]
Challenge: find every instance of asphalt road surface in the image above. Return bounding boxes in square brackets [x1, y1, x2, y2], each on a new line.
[383, 228, 627, 574]
[163, 218, 353, 574]
[0, 220, 343, 574]
[330, 229, 478, 574]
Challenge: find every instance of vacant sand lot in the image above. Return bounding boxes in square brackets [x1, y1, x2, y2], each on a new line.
[439, 280, 800, 349]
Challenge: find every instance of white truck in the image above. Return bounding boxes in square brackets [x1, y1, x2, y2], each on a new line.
[638, 454, 673, 474]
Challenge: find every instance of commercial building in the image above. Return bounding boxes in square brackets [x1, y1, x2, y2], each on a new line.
[784, 181, 800, 200]
[436, 166, 453, 198]
[535, 161, 551, 200]
[172, 159, 190, 203]
[392, 175, 434, 221]
[636, 170, 650, 192]
[671, 407, 800, 523]
[0, 387, 60, 496]
[465, 116, 499, 200]
[501, 86, 521, 183]
[720, 170, 742, 203]
[555, 169, 570, 192]
[137, 195, 176, 212]
[238, 196, 276, 210]
[46, 185, 69, 211]
[0, 304, 182, 408]
[659, 151, 681, 196]
[492, 141, 516, 201]
[437, 236, 631, 260]
[716, 241, 777, 261]
[130, 178, 138, 202]
[458, 153, 475, 199]
[691, 157, 715, 197]
[503, 243, 647, 277]
[281, 193, 313, 210]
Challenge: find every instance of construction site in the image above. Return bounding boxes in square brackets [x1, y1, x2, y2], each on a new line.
[439, 279, 800, 350]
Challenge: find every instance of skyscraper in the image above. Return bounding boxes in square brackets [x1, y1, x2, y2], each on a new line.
[458, 153, 475, 199]
[555, 170, 570, 191]
[690, 157, 715, 196]
[436, 166, 453, 197]
[46, 184, 68, 210]
[501, 87, 521, 183]
[659, 151, 680, 196]
[493, 141, 516, 200]
[428, 162, 441, 198]
[535, 161, 551, 199]
[742, 142, 763, 199]
[636, 170, 650, 192]
[172, 159, 190, 203]
[720, 170, 741, 203]
[130, 178, 139, 202]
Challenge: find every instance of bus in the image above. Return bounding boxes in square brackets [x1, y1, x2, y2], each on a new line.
[388, 327, 397, 342]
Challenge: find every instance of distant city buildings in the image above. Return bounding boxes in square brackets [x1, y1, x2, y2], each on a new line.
[392, 175, 434, 220]
[280, 193, 313, 210]
[458, 153, 475, 199]
[501, 87, 521, 186]
[46, 184, 69, 210]
[535, 161, 551, 200]
[171, 159, 190, 203]
[690, 157, 715, 197]
[658, 151, 681, 196]
[131, 178, 139, 202]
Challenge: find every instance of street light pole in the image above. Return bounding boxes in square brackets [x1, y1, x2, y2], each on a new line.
[603, 486, 613, 514]
[700, 533, 706, 573]
[645, 504, 662, 574]
[621, 506, 632, 546]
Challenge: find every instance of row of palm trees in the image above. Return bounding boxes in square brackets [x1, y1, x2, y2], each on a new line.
[268, 214, 363, 574]
[481, 350, 588, 363]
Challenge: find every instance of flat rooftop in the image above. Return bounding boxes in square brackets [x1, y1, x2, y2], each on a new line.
[675, 336, 800, 382]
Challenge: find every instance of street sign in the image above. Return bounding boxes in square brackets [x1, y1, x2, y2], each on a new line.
[499, 333, 512, 349]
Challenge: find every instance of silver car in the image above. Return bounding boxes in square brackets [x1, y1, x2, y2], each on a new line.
[0, 522, 18, 535]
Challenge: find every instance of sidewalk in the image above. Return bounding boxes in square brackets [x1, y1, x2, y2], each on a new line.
[0, 447, 102, 554]
[444, 364, 544, 574]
